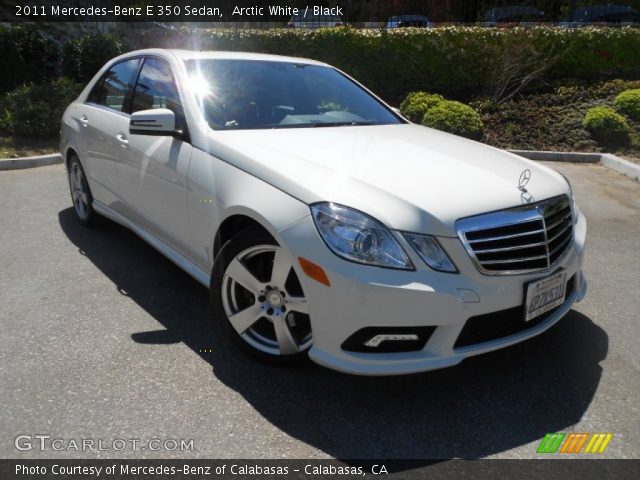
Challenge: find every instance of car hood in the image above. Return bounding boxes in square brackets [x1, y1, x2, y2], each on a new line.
[204, 123, 569, 237]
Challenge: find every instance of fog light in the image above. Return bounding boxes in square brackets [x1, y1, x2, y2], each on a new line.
[364, 334, 420, 347]
[342, 326, 436, 353]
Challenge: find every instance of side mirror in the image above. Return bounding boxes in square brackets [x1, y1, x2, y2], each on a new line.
[129, 108, 177, 136]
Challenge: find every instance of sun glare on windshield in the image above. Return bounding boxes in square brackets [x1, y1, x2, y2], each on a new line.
[184, 59, 402, 130]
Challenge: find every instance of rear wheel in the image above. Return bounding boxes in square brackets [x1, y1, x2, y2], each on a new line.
[67, 155, 97, 226]
[211, 228, 312, 363]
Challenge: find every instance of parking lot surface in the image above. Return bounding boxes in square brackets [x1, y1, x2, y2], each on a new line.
[0, 162, 638, 459]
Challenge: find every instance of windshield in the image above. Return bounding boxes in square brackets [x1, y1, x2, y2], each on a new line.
[184, 59, 403, 130]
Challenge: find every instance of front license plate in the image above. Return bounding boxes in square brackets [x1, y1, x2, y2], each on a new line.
[524, 271, 567, 322]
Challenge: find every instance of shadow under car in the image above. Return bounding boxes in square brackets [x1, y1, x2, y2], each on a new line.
[58, 207, 607, 459]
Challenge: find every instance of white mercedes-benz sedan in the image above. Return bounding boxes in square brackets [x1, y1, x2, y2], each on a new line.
[60, 49, 587, 375]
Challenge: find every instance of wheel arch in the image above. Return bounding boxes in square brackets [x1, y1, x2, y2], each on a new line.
[65, 147, 79, 170]
[213, 213, 275, 261]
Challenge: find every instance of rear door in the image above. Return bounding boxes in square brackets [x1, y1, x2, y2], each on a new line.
[117, 57, 194, 254]
[79, 58, 140, 206]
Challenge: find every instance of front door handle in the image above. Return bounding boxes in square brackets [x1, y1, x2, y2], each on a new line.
[116, 133, 129, 146]
[79, 115, 89, 127]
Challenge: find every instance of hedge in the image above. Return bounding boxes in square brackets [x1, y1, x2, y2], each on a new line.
[127, 26, 640, 102]
[0, 25, 57, 94]
[0, 78, 83, 138]
[2, 25, 640, 103]
[62, 33, 128, 83]
[2, 25, 640, 140]
[0, 25, 127, 93]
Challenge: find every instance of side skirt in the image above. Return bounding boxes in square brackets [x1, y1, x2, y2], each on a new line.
[92, 200, 211, 288]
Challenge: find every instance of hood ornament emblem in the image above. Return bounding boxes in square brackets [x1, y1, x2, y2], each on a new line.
[518, 169, 531, 193]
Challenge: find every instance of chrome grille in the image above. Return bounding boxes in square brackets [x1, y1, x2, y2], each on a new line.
[457, 195, 573, 275]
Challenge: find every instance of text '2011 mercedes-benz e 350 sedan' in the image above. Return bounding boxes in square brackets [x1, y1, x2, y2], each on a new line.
[60, 49, 587, 375]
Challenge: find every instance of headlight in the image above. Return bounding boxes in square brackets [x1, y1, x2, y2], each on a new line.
[560, 173, 579, 224]
[404, 233, 457, 273]
[311, 203, 413, 270]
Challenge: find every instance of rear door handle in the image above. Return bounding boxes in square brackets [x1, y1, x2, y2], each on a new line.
[80, 115, 89, 127]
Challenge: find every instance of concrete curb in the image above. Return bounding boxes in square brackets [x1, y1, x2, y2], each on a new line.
[509, 150, 601, 163]
[511, 150, 640, 181]
[600, 154, 640, 182]
[0, 153, 63, 171]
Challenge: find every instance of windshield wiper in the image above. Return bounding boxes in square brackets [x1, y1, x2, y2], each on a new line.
[270, 121, 377, 129]
[310, 121, 377, 127]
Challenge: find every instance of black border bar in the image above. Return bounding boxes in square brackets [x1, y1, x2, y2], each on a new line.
[2, 459, 639, 480]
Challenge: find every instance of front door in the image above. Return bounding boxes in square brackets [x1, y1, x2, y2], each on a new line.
[117, 57, 193, 255]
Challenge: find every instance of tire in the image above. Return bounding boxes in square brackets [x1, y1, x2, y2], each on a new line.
[67, 154, 97, 226]
[211, 228, 312, 364]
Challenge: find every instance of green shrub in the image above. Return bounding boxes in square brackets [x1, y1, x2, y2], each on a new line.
[399, 92, 445, 123]
[0, 78, 83, 138]
[422, 100, 484, 140]
[62, 33, 127, 83]
[0, 25, 57, 94]
[614, 89, 640, 121]
[583, 106, 630, 147]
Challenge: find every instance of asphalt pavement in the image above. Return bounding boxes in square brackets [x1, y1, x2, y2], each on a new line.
[0, 162, 638, 460]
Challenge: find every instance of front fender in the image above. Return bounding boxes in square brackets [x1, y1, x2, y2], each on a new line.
[187, 148, 309, 272]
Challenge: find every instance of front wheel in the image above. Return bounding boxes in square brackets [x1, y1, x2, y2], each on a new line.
[211, 228, 312, 363]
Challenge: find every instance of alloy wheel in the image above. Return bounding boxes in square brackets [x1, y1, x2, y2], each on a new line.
[221, 245, 312, 356]
[69, 162, 90, 221]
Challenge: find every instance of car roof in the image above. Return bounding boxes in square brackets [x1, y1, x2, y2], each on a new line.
[123, 49, 328, 67]
[570, 4, 638, 21]
[290, 13, 341, 20]
[485, 6, 544, 22]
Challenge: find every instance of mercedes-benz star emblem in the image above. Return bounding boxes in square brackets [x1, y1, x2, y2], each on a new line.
[518, 169, 531, 192]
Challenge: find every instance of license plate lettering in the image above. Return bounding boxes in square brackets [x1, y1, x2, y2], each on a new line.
[524, 272, 567, 322]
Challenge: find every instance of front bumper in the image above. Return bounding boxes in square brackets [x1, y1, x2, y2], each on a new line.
[278, 211, 587, 376]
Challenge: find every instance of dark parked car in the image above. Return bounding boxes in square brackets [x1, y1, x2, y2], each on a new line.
[287, 13, 344, 28]
[386, 14, 432, 28]
[562, 4, 639, 26]
[483, 6, 544, 26]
